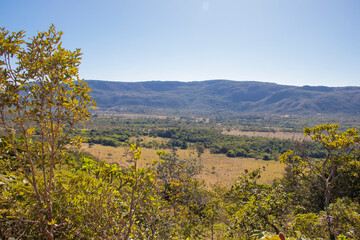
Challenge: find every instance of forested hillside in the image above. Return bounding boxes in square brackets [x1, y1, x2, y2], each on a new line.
[87, 80, 360, 116]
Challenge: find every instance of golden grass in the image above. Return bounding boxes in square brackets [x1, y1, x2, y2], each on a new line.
[80, 143, 285, 187]
[223, 130, 308, 141]
[92, 113, 179, 120]
[130, 136, 169, 144]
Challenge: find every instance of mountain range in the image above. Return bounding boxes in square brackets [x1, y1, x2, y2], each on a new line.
[86, 80, 360, 116]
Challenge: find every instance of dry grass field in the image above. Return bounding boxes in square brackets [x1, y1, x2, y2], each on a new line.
[92, 113, 178, 120]
[223, 129, 308, 141]
[80, 143, 285, 187]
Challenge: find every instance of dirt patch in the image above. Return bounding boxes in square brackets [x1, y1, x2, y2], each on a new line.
[223, 130, 308, 141]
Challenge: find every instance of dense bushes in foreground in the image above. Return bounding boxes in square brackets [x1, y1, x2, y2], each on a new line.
[1, 139, 360, 239]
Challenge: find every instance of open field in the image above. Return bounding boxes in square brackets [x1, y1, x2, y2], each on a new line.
[93, 113, 178, 120]
[80, 143, 285, 186]
[223, 129, 308, 140]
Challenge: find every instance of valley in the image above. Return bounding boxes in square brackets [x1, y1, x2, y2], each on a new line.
[80, 142, 285, 186]
[2, 20, 360, 239]
[75, 113, 353, 187]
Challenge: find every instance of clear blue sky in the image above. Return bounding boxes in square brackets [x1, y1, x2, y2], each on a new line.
[2, 0, 360, 86]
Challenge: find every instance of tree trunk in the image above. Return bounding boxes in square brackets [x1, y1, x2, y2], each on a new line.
[325, 182, 335, 240]
[211, 215, 214, 240]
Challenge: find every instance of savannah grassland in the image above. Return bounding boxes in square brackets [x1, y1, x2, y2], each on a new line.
[80, 135, 286, 186]
[77, 113, 360, 187]
[223, 129, 307, 141]
[78, 114, 351, 186]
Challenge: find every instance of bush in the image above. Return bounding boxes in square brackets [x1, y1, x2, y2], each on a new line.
[291, 213, 327, 239]
[226, 150, 237, 158]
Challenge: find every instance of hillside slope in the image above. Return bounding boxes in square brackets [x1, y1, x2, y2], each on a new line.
[86, 80, 360, 116]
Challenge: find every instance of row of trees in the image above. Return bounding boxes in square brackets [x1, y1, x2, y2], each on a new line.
[152, 128, 327, 160]
[82, 126, 305, 160]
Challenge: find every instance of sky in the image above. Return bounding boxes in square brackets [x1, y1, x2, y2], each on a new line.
[1, 0, 360, 87]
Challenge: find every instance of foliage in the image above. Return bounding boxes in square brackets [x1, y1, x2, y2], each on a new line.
[332, 157, 360, 201]
[226, 169, 292, 238]
[328, 198, 360, 239]
[291, 212, 327, 239]
[280, 123, 360, 240]
[79, 116, 329, 161]
[0, 25, 95, 239]
[152, 151, 209, 239]
[153, 127, 305, 160]
[155, 151, 203, 184]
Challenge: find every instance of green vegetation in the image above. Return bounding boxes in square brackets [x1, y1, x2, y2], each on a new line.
[80, 124, 326, 161]
[280, 123, 360, 240]
[1, 25, 360, 239]
[0, 25, 95, 239]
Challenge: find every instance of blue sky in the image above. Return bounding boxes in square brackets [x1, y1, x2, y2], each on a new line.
[2, 0, 360, 86]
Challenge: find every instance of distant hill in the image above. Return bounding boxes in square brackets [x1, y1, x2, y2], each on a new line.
[86, 80, 360, 116]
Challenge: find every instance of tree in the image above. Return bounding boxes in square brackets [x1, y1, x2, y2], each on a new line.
[155, 151, 203, 186]
[280, 123, 360, 240]
[226, 169, 291, 238]
[154, 151, 207, 238]
[202, 193, 226, 240]
[0, 25, 95, 239]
